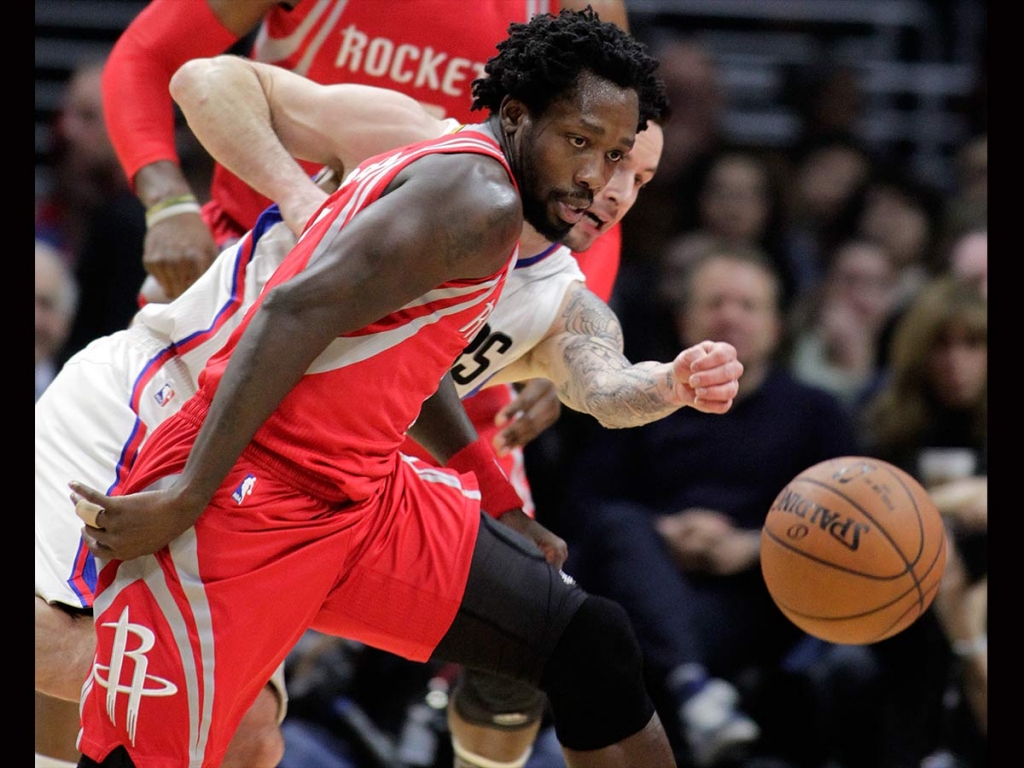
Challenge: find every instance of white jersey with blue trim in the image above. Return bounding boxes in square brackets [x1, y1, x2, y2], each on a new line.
[35, 208, 293, 610]
[450, 243, 585, 398]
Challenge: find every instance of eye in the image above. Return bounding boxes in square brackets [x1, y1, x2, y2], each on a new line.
[568, 135, 587, 149]
[607, 149, 625, 163]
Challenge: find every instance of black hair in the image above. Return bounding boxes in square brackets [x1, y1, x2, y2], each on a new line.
[470, 6, 669, 131]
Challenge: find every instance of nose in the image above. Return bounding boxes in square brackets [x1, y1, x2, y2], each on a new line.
[574, 153, 607, 193]
[602, 166, 632, 205]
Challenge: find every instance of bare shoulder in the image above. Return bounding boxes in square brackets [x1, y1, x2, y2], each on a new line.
[400, 151, 522, 274]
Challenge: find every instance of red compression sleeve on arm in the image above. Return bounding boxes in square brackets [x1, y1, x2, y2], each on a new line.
[102, 0, 241, 188]
[447, 438, 525, 519]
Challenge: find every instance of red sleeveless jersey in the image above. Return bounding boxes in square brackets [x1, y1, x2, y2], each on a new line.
[195, 130, 518, 502]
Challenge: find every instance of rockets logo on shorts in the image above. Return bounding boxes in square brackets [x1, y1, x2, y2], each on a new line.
[93, 605, 178, 745]
[232, 473, 257, 504]
[154, 383, 175, 407]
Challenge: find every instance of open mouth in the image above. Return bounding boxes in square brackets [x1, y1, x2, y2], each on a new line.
[557, 200, 590, 225]
[583, 210, 605, 230]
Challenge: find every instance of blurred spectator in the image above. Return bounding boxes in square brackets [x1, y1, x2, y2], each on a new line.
[695, 150, 793, 304]
[933, 135, 986, 281]
[618, 36, 726, 271]
[35, 55, 147, 365]
[947, 227, 987, 300]
[786, 64, 867, 148]
[848, 168, 944, 312]
[825, 166, 945, 372]
[35, 57, 123, 261]
[859, 276, 986, 482]
[858, 276, 987, 768]
[780, 136, 874, 302]
[786, 239, 898, 412]
[35, 239, 79, 402]
[558, 245, 880, 768]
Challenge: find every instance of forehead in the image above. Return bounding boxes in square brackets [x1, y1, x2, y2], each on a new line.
[542, 71, 639, 147]
[709, 156, 765, 186]
[624, 123, 664, 170]
[835, 242, 889, 269]
[694, 257, 774, 296]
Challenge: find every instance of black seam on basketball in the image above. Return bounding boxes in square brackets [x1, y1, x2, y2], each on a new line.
[762, 524, 907, 581]
[761, 532, 947, 637]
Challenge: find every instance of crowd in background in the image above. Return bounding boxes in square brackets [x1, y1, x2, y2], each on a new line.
[35, 3, 987, 768]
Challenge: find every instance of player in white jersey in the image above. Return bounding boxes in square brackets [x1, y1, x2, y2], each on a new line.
[35, 208, 296, 768]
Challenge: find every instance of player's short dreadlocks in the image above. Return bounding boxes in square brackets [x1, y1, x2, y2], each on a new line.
[471, 6, 669, 131]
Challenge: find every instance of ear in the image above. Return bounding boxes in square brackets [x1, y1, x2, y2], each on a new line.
[498, 96, 529, 136]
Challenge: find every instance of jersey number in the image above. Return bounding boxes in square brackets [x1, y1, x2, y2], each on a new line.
[451, 325, 512, 385]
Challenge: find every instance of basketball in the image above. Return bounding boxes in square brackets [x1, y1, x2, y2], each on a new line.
[760, 456, 948, 645]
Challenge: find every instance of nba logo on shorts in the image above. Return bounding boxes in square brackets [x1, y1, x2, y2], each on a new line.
[232, 473, 257, 504]
[154, 383, 175, 407]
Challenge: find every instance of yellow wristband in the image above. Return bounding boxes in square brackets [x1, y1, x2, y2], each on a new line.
[146, 200, 202, 228]
[145, 194, 198, 215]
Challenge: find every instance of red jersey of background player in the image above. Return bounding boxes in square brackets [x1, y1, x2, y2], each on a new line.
[213, 0, 554, 235]
[102, 0, 619, 294]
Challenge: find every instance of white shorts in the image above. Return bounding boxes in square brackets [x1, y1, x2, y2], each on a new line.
[34, 326, 196, 608]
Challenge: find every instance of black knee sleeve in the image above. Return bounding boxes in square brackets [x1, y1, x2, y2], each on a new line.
[452, 668, 547, 731]
[540, 595, 655, 751]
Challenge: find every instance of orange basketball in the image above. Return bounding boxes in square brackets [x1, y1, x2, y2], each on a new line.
[760, 456, 948, 645]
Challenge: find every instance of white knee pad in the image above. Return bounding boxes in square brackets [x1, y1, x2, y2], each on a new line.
[452, 739, 533, 768]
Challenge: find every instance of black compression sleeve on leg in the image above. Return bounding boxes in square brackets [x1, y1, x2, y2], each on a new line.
[452, 668, 547, 730]
[78, 746, 137, 767]
[540, 595, 656, 751]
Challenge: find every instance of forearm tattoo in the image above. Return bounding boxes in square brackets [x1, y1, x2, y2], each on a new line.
[556, 288, 682, 428]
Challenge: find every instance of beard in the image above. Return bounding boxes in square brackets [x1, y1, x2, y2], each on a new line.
[515, 141, 576, 244]
[520, 191, 573, 243]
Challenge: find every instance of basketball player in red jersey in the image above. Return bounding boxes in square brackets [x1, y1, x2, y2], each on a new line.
[169, 52, 671, 768]
[71, 12, 709, 768]
[93, 4, 633, 765]
[103, 0, 628, 495]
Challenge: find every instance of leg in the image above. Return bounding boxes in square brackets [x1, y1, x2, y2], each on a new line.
[37, 595, 286, 768]
[220, 683, 286, 768]
[36, 691, 83, 765]
[431, 513, 676, 768]
[449, 669, 545, 768]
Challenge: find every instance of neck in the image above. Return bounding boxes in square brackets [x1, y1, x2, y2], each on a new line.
[476, 115, 557, 260]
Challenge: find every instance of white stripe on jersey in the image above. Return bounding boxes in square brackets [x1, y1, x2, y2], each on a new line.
[306, 272, 508, 374]
[400, 453, 483, 500]
[252, 0, 343, 70]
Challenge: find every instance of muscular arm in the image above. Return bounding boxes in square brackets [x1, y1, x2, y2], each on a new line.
[183, 156, 519, 501]
[75, 155, 522, 559]
[407, 373, 480, 464]
[501, 282, 741, 428]
[170, 55, 446, 233]
[408, 373, 567, 565]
